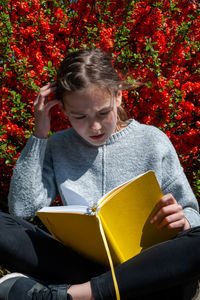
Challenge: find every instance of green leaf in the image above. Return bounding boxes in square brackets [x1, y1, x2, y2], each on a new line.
[48, 61, 52, 68]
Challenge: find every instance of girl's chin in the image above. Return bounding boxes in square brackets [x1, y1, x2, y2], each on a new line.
[89, 137, 106, 146]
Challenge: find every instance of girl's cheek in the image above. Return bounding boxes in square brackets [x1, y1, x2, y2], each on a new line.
[108, 112, 117, 123]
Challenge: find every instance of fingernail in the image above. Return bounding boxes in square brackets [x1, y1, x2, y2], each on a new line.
[151, 216, 157, 224]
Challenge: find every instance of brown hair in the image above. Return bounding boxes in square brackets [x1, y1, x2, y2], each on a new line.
[56, 48, 132, 122]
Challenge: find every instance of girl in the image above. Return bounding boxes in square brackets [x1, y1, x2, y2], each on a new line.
[0, 48, 200, 300]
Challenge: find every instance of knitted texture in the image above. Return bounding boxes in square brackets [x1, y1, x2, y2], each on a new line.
[8, 120, 200, 227]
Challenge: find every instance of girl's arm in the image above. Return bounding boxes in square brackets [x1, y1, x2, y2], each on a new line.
[8, 135, 58, 218]
[149, 127, 200, 231]
[8, 83, 60, 218]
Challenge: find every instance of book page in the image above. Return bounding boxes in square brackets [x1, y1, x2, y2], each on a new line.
[97, 170, 176, 264]
[60, 185, 89, 206]
[97, 171, 150, 207]
[38, 205, 89, 214]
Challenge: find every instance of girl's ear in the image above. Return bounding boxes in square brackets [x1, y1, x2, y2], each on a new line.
[116, 90, 122, 107]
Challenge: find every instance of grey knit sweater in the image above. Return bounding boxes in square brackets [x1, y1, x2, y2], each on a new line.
[8, 119, 200, 227]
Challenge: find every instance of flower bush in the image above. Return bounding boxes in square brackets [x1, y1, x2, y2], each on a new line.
[0, 0, 200, 211]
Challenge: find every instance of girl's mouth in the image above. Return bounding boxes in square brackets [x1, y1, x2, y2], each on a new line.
[90, 134, 105, 140]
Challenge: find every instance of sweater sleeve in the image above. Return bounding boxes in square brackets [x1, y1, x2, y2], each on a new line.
[8, 135, 58, 218]
[158, 131, 200, 228]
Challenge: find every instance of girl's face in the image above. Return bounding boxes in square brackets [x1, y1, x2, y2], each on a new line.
[62, 85, 122, 146]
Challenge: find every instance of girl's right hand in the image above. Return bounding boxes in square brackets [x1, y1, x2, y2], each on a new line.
[33, 82, 60, 139]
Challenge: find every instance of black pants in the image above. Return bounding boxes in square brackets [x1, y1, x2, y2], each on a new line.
[0, 212, 200, 300]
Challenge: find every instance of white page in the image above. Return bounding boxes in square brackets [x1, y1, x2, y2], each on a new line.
[59, 171, 152, 208]
[60, 185, 89, 206]
[38, 205, 88, 214]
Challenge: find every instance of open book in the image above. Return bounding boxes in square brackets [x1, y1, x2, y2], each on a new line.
[37, 171, 177, 266]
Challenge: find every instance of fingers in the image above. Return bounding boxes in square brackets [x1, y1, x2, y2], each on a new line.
[33, 82, 60, 138]
[150, 193, 186, 231]
[40, 82, 57, 97]
[150, 193, 176, 224]
[156, 209, 185, 229]
[34, 82, 59, 114]
[45, 99, 60, 111]
[34, 82, 57, 107]
[155, 193, 176, 210]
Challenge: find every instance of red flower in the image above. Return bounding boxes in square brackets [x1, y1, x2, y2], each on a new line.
[1, 0, 200, 208]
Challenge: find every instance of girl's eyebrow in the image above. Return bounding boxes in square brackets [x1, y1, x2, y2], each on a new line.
[99, 105, 113, 111]
[70, 111, 86, 115]
[70, 105, 113, 115]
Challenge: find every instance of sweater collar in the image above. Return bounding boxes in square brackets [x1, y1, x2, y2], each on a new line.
[105, 119, 138, 145]
[71, 119, 138, 147]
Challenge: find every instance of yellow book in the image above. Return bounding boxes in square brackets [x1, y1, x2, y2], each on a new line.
[37, 170, 177, 267]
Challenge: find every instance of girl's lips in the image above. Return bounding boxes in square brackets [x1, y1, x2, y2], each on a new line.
[90, 133, 105, 140]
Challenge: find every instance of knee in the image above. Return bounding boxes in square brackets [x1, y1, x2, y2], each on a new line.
[0, 212, 18, 236]
[0, 212, 9, 225]
[176, 227, 200, 254]
[181, 227, 200, 258]
[185, 226, 200, 237]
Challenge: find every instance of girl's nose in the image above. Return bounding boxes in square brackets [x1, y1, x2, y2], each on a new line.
[90, 120, 102, 131]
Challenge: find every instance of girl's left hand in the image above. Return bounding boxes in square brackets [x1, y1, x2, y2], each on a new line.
[150, 193, 190, 231]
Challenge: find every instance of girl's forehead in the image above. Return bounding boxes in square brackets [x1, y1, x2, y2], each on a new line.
[63, 85, 114, 108]
[69, 85, 112, 98]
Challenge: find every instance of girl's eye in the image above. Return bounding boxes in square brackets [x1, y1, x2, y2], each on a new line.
[100, 111, 110, 116]
[74, 116, 86, 120]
